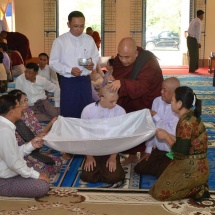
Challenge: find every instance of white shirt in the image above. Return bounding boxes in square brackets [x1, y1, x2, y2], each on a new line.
[81, 103, 126, 119]
[145, 97, 179, 154]
[188, 17, 202, 44]
[0, 116, 39, 179]
[49, 31, 100, 78]
[38, 65, 59, 86]
[15, 74, 60, 107]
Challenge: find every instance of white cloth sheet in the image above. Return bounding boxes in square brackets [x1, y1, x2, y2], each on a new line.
[43, 109, 156, 156]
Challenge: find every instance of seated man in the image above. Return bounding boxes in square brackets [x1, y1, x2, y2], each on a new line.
[15, 62, 60, 122]
[80, 86, 125, 184]
[134, 77, 180, 177]
[38, 52, 59, 86]
[0, 94, 49, 198]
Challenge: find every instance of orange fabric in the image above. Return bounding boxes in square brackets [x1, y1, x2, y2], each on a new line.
[92, 31, 101, 50]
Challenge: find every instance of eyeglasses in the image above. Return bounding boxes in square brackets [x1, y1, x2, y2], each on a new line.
[20, 98, 28, 106]
[72, 25, 85, 29]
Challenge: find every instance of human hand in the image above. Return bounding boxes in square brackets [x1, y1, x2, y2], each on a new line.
[106, 75, 115, 83]
[38, 172, 50, 184]
[150, 110, 157, 116]
[31, 137, 44, 148]
[106, 154, 117, 172]
[107, 80, 121, 93]
[37, 132, 46, 138]
[50, 117, 58, 125]
[137, 153, 151, 163]
[71, 67, 82, 76]
[84, 155, 96, 171]
[156, 128, 168, 140]
[84, 59, 94, 71]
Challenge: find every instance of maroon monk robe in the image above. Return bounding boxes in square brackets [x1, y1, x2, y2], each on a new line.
[113, 47, 163, 154]
[6, 32, 32, 64]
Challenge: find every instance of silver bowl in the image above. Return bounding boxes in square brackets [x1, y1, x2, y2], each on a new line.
[78, 58, 91, 66]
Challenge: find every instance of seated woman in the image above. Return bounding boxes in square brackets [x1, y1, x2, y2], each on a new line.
[149, 86, 209, 201]
[8, 89, 62, 176]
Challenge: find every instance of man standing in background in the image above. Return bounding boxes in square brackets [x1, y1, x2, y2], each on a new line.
[187, 10, 204, 73]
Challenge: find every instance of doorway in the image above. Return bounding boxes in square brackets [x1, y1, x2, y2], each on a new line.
[145, 0, 190, 66]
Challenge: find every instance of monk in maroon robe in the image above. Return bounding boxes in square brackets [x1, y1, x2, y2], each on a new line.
[0, 31, 32, 64]
[86, 27, 101, 50]
[108, 37, 163, 164]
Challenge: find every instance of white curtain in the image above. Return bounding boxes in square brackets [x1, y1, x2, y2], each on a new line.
[43, 109, 156, 156]
[0, 0, 11, 31]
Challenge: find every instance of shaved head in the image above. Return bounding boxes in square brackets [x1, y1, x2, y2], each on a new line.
[101, 85, 117, 98]
[164, 77, 180, 92]
[117, 37, 138, 66]
[100, 85, 119, 109]
[118, 37, 137, 54]
[161, 77, 180, 103]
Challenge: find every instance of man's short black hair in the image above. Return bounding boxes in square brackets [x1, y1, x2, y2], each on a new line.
[25, 62, 39, 72]
[38, 52, 49, 60]
[68, 11, 85, 22]
[0, 94, 17, 115]
[86, 27, 92, 31]
[108, 58, 114, 67]
[197, 10, 204, 17]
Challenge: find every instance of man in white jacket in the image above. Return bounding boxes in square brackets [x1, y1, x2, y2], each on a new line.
[0, 94, 50, 197]
[15, 62, 60, 122]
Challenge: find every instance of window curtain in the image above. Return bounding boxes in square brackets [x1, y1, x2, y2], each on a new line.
[0, 0, 11, 31]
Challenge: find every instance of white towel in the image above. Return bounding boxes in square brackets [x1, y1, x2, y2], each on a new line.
[43, 109, 156, 156]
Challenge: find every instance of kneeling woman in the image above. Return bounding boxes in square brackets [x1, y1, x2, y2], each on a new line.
[149, 86, 209, 201]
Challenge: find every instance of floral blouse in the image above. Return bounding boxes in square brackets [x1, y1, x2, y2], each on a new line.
[16, 108, 44, 146]
[172, 110, 208, 157]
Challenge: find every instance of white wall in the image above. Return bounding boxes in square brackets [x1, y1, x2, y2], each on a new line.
[14, 0, 215, 61]
[14, 0, 44, 57]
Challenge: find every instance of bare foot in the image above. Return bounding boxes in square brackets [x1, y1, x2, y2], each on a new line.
[62, 153, 73, 160]
[121, 154, 138, 165]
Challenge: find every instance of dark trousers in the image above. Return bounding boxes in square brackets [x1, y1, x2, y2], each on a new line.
[60, 76, 92, 118]
[187, 36, 199, 72]
[81, 154, 125, 184]
[134, 148, 172, 178]
[30, 99, 59, 122]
